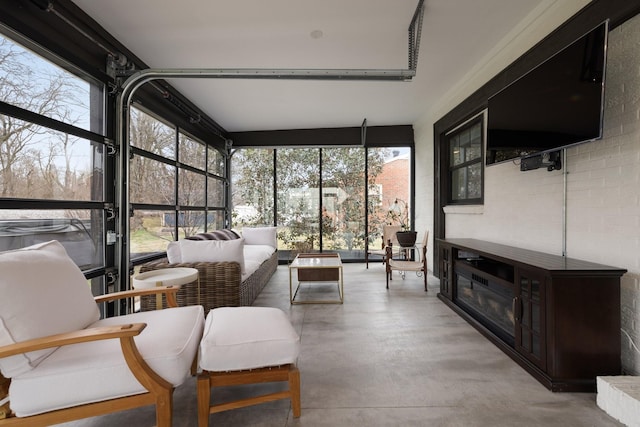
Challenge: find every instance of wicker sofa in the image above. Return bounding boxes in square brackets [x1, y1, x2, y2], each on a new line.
[139, 228, 277, 312]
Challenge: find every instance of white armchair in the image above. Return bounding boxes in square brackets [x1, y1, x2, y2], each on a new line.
[0, 240, 204, 427]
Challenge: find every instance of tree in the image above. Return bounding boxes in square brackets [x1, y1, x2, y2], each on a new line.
[231, 146, 388, 253]
[0, 37, 89, 200]
[129, 107, 175, 206]
[322, 147, 366, 250]
[231, 148, 274, 226]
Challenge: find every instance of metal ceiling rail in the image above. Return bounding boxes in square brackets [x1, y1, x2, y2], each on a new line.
[114, 0, 426, 296]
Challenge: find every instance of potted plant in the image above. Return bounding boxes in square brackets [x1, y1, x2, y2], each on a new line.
[387, 198, 416, 247]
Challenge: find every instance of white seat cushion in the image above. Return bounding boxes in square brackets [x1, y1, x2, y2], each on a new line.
[243, 244, 275, 264]
[241, 244, 276, 281]
[9, 305, 204, 417]
[199, 307, 299, 372]
[241, 259, 262, 282]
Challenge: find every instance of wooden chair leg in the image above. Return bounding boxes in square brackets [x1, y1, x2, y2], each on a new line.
[197, 374, 212, 427]
[155, 389, 173, 427]
[289, 366, 301, 418]
[191, 355, 198, 376]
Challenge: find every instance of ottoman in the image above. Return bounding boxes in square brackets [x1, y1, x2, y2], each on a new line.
[197, 307, 301, 426]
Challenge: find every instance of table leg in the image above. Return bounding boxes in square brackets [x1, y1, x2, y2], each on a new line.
[289, 267, 293, 304]
[339, 266, 344, 303]
[155, 280, 163, 309]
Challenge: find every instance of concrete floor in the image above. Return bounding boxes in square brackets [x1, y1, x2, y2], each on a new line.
[61, 263, 622, 426]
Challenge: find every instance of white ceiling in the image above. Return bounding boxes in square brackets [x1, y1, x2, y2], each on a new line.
[72, 0, 544, 132]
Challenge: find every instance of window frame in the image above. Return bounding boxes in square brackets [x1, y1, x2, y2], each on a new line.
[446, 114, 485, 205]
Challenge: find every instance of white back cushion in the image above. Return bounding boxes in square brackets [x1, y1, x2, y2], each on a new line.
[242, 226, 277, 248]
[0, 240, 100, 377]
[179, 238, 245, 273]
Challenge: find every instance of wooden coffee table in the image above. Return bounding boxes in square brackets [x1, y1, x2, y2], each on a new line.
[288, 253, 343, 304]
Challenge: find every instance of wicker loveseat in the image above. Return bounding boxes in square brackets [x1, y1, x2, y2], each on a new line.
[139, 228, 277, 312]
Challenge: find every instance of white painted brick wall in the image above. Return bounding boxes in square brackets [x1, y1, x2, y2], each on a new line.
[443, 14, 640, 374]
[597, 376, 640, 427]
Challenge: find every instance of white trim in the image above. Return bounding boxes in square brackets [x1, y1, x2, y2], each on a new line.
[443, 205, 484, 215]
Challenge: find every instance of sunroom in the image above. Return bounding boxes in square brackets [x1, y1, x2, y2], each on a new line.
[1, 0, 639, 426]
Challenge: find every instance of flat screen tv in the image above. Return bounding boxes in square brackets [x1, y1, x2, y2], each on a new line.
[486, 21, 608, 166]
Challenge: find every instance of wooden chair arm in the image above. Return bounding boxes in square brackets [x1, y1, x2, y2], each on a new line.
[94, 285, 179, 308]
[0, 323, 146, 359]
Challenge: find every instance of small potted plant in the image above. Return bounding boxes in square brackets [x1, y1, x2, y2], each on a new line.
[387, 198, 416, 247]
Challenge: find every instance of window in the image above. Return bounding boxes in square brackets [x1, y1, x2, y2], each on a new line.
[276, 148, 321, 254]
[322, 147, 366, 253]
[448, 116, 483, 204]
[367, 147, 411, 252]
[0, 33, 106, 275]
[231, 148, 275, 228]
[231, 146, 412, 261]
[129, 106, 226, 259]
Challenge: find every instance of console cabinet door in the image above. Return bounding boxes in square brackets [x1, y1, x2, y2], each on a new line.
[439, 244, 453, 299]
[514, 268, 547, 370]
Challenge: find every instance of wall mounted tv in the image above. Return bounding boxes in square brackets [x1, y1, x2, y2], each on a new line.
[486, 21, 608, 166]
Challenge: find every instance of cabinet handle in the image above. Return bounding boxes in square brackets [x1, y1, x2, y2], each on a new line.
[513, 297, 520, 322]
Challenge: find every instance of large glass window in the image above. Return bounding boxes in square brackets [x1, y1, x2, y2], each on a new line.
[448, 117, 483, 203]
[367, 148, 412, 250]
[179, 134, 206, 170]
[129, 106, 226, 259]
[130, 156, 175, 205]
[0, 120, 101, 200]
[231, 146, 412, 262]
[0, 37, 94, 132]
[208, 146, 225, 177]
[0, 209, 103, 269]
[130, 108, 175, 158]
[277, 148, 320, 256]
[322, 147, 365, 255]
[231, 149, 275, 228]
[0, 33, 106, 281]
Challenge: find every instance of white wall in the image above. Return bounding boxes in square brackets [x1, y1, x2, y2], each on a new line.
[415, 4, 640, 374]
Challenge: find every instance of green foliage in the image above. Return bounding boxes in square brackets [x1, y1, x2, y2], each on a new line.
[231, 146, 394, 252]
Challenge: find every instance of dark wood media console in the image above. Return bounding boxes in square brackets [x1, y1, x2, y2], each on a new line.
[437, 238, 626, 392]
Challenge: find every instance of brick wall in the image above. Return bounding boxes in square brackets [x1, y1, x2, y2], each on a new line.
[444, 13, 640, 374]
[376, 156, 409, 208]
[583, 15, 640, 374]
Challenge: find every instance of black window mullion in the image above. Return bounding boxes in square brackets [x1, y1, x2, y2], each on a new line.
[0, 100, 111, 145]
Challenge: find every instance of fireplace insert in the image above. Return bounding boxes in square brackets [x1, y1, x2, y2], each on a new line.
[455, 265, 515, 346]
